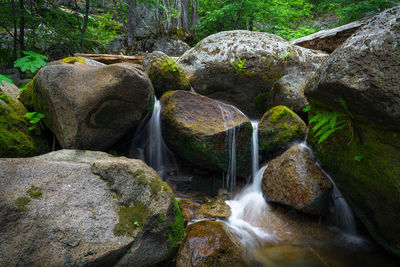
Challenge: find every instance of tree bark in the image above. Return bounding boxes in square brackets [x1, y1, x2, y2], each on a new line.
[191, 0, 197, 34]
[181, 0, 190, 30]
[126, 0, 137, 46]
[80, 0, 90, 52]
[18, 0, 25, 57]
[11, 0, 18, 61]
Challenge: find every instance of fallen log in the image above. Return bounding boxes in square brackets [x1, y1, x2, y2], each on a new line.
[74, 53, 144, 65]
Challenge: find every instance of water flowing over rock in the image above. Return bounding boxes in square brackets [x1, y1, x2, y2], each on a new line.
[32, 62, 154, 150]
[178, 30, 328, 116]
[262, 145, 333, 216]
[142, 51, 191, 98]
[0, 81, 48, 157]
[305, 6, 400, 128]
[305, 6, 400, 257]
[258, 105, 307, 159]
[160, 90, 252, 178]
[176, 220, 250, 267]
[0, 150, 183, 267]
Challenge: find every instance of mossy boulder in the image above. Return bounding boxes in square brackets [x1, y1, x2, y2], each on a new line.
[176, 220, 249, 267]
[142, 51, 190, 98]
[258, 105, 307, 160]
[0, 81, 48, 157]
[178, 30, 327, 117]
[304, 7, 400, 257]
[0, 150, 183, 266]
[262, 144, 333, 216]
[160, 90, 252, 177]
[307, 105, 400, 256]
[32, 62, 154, 150]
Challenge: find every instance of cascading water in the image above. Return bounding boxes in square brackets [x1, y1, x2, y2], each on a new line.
[217, 102, 237, 193]
[225, 120, 274, 245]
[298, 142, 361, 240]
[130, 97, 176, 177]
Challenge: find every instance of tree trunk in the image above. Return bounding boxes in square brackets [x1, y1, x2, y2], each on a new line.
[126, 0, 137, 46]
[181, 0, 190, 30]
[80, 0, 90, 52]
[18, 0, 25, 57]
[191, 0, 197, 34]
[11, 0, 18, 61]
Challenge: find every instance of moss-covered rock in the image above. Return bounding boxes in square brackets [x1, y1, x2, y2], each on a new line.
[160, 90, 252, 177]
[142, 51, 190, 98]
[0, 149, 183, 266]
[258, 105, 307, 160]
[307, 104, 400, 257]
[0, 83, 48, 157]
[19, 77, 35, 110]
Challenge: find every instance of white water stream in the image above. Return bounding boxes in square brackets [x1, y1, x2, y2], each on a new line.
[130, 98, 176, 177]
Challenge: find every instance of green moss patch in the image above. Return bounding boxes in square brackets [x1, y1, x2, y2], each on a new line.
[253, 93, 269, 113]
[113, 202, 150, 237]
[15, 196, 31, 211]
[27, 185, 42, 199]
[165, 198, 184, 254]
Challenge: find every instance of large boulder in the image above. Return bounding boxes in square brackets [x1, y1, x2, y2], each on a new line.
[258, 105, 307, 159]
[32, 62, 154, 150]
[0, 150, 184, 266]
[262, 145, 332, 216]
[0, 81, 48, 157]
[160, 90, 252, 177]
[176, 220, 249, 267]
[178, 30, 328, 116]
[305, 7, 400, 256]
[305, 6, 400, 128]
[142, 51, 191, 98]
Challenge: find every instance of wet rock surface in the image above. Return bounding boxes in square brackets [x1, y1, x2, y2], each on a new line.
[262, 145, 333, 216]
[160, 90, 252, 177]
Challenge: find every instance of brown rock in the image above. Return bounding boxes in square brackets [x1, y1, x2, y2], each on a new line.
[262, 145, 332, 215]
[176, 220, 249, 267]
[33, 62, 154, 150]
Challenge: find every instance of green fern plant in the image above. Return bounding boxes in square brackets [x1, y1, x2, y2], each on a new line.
[14, 51, 48, 73]
[24, 112, 45, 131]
[309, 111, 346, 144]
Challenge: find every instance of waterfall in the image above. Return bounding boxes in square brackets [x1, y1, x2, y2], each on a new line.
[217, 102, 237, 193]
[298, 142, 360, 238]
[129, 97, 176, 177]
[225, 120, 273, 245]
[251, 120, 259, 180]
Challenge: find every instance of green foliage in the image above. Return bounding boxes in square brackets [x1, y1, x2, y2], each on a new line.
[303, 105, 311, 112]
[354, 155, 363, 162]
[232, 57, 247, 74]
[309, 111, 346, 144]
[15, 197, 31, 211]
[24, 112, 45, 131]
[14, 51, 48, 73]
[27, 185, 43, 199]
[0, 74, 13, 86]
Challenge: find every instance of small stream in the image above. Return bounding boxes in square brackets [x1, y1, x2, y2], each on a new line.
[129, 97, 400, 267]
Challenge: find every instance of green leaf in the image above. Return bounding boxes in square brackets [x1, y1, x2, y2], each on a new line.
[302, 105, 310, 112]
[0, 74, 13, 86]
[28, 126, 36, 131]
[354, 155, 363, 162]
[24, 112, 38, 119]
[14, 51, 47, 73]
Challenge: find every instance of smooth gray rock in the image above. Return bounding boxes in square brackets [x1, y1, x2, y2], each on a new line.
[0, 150, 183, 267]
[178, 30, 328, 117]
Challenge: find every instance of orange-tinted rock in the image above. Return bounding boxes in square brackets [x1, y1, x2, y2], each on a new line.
[176, 220, 249, 267]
